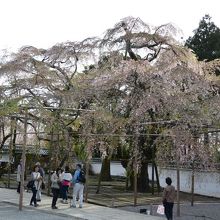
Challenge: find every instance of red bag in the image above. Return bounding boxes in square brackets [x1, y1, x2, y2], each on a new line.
[62, 180, 70, 186]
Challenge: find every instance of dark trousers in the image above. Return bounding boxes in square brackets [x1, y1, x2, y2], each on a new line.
[164, 202, 174, 220]
[61, 185, 69, 200]
[30, 188, 37, 205]
[52, 188, 60, 207]
[17, 182, 21, 193]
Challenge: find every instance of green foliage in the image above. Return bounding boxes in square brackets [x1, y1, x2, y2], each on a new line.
[74, 141, 88, 161]
[0, 99, 20, 116]
[185, 15, 220, 61]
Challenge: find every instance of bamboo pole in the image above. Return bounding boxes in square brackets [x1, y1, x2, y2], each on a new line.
[19, 108, 28, 211]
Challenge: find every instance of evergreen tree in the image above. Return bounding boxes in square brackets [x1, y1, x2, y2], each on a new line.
[185, 15, 220, 61]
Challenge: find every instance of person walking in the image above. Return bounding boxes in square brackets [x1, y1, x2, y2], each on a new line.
[35, 162, 45, 202]
[71, 164, 85, 208]
[16, 159, 22, 193]
[51, 168, 62, 209]
[162, 177, 175, 220]
[60, 166, 72, 204]
[30, 165, 42, 207]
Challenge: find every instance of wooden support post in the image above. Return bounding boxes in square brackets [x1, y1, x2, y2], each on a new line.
[191, 162, 195, 206]
[155, 163, 160, 194]
[47, 129, 53, 196]
[176, 161, 180, 217]
[19, 108, 28, 211]
[7, 118, 13, 188]
[151, 162, 155, 195]
[134, 159, 137, 206]
[85, 160, 89, 202]
[133, 127, 138, 206]
[66, 131, 70, 166]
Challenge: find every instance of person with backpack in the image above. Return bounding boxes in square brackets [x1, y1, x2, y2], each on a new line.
[71, 164, 85, 208]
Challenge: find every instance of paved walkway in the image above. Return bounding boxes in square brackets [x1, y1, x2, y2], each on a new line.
[0, 202, 73, 220]
[0, 188, 163, 220]
[120, 203, 220, 220]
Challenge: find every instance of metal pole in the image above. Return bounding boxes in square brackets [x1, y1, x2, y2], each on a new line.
[19, 108, 28, 211]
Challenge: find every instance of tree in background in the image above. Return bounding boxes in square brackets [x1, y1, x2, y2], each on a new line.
[77, 17, 220, 192]
[1, 17, 220, 193]
[185, 14, 220, 61]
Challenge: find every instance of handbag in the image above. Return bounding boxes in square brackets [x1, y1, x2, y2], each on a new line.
[41, 181, 45, 190]
[62, 179, 70, 186]
[157, 205, 164, 215]
[51, 181, 60, 189]
[27, 180, 34, 189]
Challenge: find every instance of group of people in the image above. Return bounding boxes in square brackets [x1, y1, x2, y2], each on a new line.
[17, 161, 85, 209]
[17, 160, 175, 219]
[51, 164, 85, 209]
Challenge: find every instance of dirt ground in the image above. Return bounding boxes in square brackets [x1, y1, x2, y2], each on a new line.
[1, 174, 220, 208]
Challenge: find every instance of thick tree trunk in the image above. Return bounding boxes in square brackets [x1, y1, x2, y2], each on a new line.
[137, 162, 150, 192]
[96, 157, 111, 193]
[129, 162, 150, 192]
[100, 157, 111, 181]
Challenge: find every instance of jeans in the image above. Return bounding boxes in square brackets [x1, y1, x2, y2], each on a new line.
[164, 202, 174, 220]
[51, 188, 60, 207]
[30, 188, 37, 205]
[61, 185, 69, 200]
[72, 183, 84, 207]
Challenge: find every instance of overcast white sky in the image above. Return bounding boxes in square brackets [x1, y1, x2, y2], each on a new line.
[0, 0, 220, 50]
